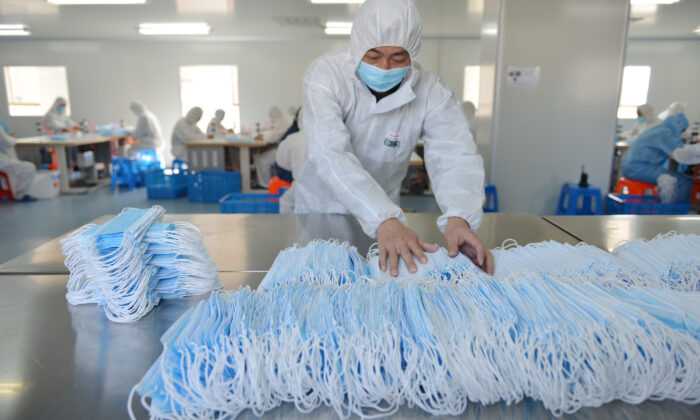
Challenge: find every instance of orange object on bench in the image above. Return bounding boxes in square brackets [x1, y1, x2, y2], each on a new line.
[268, 176, 292, 195]
[615, 178, 658, 196]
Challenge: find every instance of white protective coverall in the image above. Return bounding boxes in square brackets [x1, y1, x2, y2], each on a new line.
[206, 109, 226, 137]
[129, 101, 164, 156]
[171, 107, 205, 161]
[658, 101, 686, 121]
[621, 104, 661, 142]
[254, 107, 294, 187]
[0, 125, 36, 199]
[42, 97, 76, 133]
[276, 108, 307, 179]
[290, 0, 484, 237]
[672, 144, 700, 166]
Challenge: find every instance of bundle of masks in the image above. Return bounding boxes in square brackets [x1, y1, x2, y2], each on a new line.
[131, 234, 700, 419]
[61, 205, 221, 323]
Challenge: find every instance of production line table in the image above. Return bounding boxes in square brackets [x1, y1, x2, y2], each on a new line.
[544, 215, 700, 251]
[0, 213, 578, 275]
[1, 213, 699, 419]
[15, 135, 116, 194]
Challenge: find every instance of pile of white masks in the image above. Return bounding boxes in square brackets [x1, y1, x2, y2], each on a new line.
[132, 234, 700, 419]
[61, 205, 221, 323]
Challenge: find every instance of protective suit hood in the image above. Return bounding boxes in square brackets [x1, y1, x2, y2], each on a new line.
[658, 101, 686, 120]
[214, 109, 225, 122]
[269, 107, 283, 122]
[349, 0, 422, 66]
[662, 113, 689, 137]
[185, 107, 203, 124]
[130, 101, 146, 116]
[637, 104, 656, 121]
[50, 97, 67, 112]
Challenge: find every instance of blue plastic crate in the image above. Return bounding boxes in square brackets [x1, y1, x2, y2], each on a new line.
[220, 193, 280, 214]
[145, 169, 188, 199]
[187, 171, 241, 203]
[606, 194, 690, 215]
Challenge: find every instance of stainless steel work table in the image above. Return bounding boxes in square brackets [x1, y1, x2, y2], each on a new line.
[0, 213, 579, 274]
[2, 272, 698, 420]
[543, 215, 700, 252]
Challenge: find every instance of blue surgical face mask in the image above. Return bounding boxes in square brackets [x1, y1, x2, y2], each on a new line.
[58, 106, 66, 114]
[637, 117, 645, 123]
[357, 61, 409, 93]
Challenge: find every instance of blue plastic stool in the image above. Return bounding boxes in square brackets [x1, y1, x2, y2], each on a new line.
[556, 184, 602, 215]
[137, 150, 163, 173]
[111, 157, 144, 191]
[484, 184, 499, 213]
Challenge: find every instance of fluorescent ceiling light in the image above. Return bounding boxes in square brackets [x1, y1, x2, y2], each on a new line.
[310, 0, 364, 4]
[694, 26, 700, 34]
[139, 22, 211, 35]
[630, 0, 679, 4]
[325, 21, 352, 35]
[47, 0, 146, 4]
[0, 24, 31, 36]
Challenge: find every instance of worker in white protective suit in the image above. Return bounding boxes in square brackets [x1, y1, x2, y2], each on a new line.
[171, 107, 205, 161]
[619, 104, 661, 142]
[0, 124, 36, 200]
[254, 106, 294, 187]
[129, 101, 163, 156]
[43, 97, 77, 133]
[658, 101, 686, 121]
[290, 0, 492, 275]
[462, 100, 476, 134]
[206, 109, 227, 138]
[276, 108, 307, 180]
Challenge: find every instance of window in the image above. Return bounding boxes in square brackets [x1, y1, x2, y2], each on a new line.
[617, 65, 651, 119]
[463, 65, 480, 107]
[4, 66, 70, 117]
[179, 65, 241, 133]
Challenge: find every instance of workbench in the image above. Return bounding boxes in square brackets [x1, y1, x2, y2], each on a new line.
[1, 213, 698, 419]
[185, 139, 269, 193]
[14, 134, 115, 194]
[0, 213, 578, 274]
[543, 214, 700, 251]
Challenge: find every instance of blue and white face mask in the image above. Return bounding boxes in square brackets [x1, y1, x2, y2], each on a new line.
[637, 117, 646, 124]
[357, 61, 409, 93]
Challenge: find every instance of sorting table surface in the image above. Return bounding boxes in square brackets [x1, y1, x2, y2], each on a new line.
[1, 272, 697, 420]
[543, 215, 700, 252]
[0, 213, 579, 274]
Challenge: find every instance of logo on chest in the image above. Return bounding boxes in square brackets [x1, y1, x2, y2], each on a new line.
[383, 133, 400, 148]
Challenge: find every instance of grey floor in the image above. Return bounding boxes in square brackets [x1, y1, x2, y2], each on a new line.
[0, 187, 440, 264]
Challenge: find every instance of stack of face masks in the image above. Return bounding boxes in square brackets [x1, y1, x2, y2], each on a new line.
[61, 206, 221, 323]
[131, 234, 700, 419]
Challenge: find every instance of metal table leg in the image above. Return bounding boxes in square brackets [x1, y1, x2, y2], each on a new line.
[240, 147, 251, 193]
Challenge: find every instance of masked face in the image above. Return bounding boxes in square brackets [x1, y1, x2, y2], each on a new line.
[58, 106, 66, 114]
[637, 117, 645, 124]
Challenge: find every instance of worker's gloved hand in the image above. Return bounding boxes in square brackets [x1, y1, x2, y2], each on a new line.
[445, 217, 494, 275]
[376, 218, 438, 277]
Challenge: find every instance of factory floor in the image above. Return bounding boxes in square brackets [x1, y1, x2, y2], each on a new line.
[0, 188, 440, 265]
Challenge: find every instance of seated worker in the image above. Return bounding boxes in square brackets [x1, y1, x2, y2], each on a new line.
[206, 109, 229, 138]
[43, 97, 78, 133]
[0, 121, 36, 200]
[171, 107, 205, 161]
[254, 106, 294, 187]
[129, 101, 164, 157]
[619, 104, 660, 142]
[622, 113, 691, 204]
[287, 0, 492, 276]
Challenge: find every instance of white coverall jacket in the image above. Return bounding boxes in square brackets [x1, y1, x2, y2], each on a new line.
[0, 126, 35, 199]
[291, 0, 485, 237]
[42, 97, 76, 133]
[171, 107, 204, 161]
[130, 101, 164, 156]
